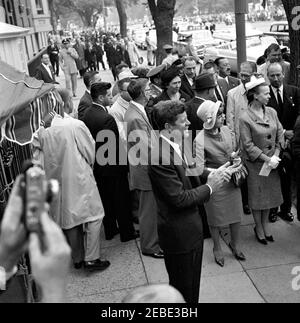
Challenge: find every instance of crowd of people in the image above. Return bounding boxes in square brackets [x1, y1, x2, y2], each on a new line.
[1, 27, 300, 304]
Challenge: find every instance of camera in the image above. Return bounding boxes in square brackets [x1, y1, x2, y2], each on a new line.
[21, 161, 59, 233]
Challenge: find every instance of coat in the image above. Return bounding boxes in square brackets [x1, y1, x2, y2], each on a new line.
[59, 47, 78, 74]
[180, 74, 195, 100]
[34, 64, 56, 84]
[124, 101, 157, 191]
[149, 136, 211, 254]
[185, 97, 205, 142]
[84, 103, 128, 178]
[267, 85, 300, 131]
[32, 114, 104, 230]
[78, 91, 92, 121]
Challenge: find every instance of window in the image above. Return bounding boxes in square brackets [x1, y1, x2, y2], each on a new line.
[278, 25, 285, 32]
[35, 0, 44, 14]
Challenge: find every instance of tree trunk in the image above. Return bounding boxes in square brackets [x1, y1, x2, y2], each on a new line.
[148, 0, 176, 65]
[48, 0, 57, 31]
[282, 0, 300, 86]
[115, 0, 127, 37]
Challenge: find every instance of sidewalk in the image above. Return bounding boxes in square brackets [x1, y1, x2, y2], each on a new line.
[57, 69, 300, 304]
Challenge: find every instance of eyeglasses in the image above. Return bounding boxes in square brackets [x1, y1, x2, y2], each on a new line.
[217, 111, 224, 118]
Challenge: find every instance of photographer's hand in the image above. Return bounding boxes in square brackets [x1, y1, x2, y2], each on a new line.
[29, 212, 71, 303]
[0, 175, 27, 273]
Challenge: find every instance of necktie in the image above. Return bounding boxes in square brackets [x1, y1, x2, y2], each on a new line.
[277, 89, 283, 107]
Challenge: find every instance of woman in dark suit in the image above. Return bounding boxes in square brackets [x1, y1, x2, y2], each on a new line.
[240, 76, 284, 245]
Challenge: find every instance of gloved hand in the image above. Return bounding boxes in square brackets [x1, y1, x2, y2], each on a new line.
[268, 155, 281, 169]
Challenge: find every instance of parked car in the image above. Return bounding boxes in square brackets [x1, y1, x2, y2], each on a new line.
[174, 29, 223, 59]
[264, 21, 289, 47]
[204, 34, 278, 74]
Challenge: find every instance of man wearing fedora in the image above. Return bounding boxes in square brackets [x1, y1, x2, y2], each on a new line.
[186, 73, 217, 142]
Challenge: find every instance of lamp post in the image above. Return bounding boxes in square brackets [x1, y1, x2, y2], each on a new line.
[234, 0, 248, 73]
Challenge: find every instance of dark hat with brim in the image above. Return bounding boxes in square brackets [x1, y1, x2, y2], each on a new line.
[194, 73, 216, 91]
[160, 67, 181, 85]
[146, 64, 167, 78]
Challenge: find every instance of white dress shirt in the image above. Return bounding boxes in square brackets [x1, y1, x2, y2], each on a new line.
[42, 63, 53, 79]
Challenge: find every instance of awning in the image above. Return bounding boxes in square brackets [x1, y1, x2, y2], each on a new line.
[0, 59, 63, 145]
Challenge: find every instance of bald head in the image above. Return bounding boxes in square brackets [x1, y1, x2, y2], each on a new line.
[267, 62, 284, 88]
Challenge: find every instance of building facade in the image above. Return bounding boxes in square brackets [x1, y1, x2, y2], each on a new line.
[0, 0, 52, 63]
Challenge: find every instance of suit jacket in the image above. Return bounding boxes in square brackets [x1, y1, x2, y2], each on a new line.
[217, 78, 229, 105]
[227, 76, 240, 90]
[109, 45, 123, 67]
[149, 137, 211, 254]
[268, 85, 300, 131]
[293, 115, 300, 159]
[180, 74, 195, 100]
[240, 106, 284, 162]
[78, 91, 93, 121]
[186, 97, 205, 142]
[152, 89, 191, 106]
[124, 101, 156, 190]
[84, 103, 127, 177]
[35, 64, 56, 83]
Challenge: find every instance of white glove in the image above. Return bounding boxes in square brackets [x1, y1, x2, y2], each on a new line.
[268, 155, 281, 169]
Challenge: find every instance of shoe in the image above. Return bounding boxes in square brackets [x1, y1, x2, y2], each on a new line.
[120, 230, 140, 242]
[243, 205, 251, 215]
[142, 251, 164, 259]
[278, 212, 294, 223]
[213, 250, 224, 267]
[254, 227, 268, 245]
[84, 259, 110, 272]
[74, 261, 84, 269]
[269, 208, 278, 223]
[265, 235, 274, 242]
[228, 243, 246, 261]
[105, 228, 119, 240]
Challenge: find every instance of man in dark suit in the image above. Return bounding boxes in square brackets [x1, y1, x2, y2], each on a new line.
[180, 57, 197, 100]
[186, 73, 217, 142]
[84, 82, 138, 242]
[267, 62, 300, 223]
[109, 40, 124, 81]
[35, 53, 58, 84]
[149, 100, 228, 303]
[292, 115, 300, 221]
[77, 71, 102, 121]
[214, 57, 240, 91]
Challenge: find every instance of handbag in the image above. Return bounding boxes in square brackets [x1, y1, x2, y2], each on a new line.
[231, 164, 248, 188]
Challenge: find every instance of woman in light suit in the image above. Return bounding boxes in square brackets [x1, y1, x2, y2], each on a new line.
[239, 76, 284, 245]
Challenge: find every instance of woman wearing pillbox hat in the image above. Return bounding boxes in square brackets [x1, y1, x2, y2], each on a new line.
[239, 75, 284, 245]
[194, 100, 245, 267]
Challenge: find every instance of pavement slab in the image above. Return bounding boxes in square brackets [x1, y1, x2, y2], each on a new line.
[247, 263, 300, 303]
[66, 241, 147, 299]
[199, 272, 265, 303]
[221, 220, 300, 270]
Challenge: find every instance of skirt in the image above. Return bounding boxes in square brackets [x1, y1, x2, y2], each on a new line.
[245, 160, 283, 210]
[204, 180, 243, 227]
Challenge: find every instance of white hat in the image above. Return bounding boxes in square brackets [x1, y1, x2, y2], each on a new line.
[245, 75, 266, 91]
[118, 69, 138, 81]
[197, 100, 223, 130]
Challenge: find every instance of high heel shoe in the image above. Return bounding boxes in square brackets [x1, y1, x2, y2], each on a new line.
[254, 227, 268, 245]
[228, 243, 246, 261]
[213, 250, 224, 267]
[265, 235, 274, 242]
